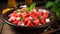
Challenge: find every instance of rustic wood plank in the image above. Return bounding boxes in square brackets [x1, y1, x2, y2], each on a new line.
[2, 24, 15, 34]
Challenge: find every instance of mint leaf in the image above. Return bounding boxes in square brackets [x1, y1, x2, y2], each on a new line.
[24, 7, 30, 12]
[30, 3, 36, 11]
[20, 16, 23, 21]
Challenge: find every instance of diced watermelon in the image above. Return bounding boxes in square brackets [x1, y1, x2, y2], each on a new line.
[8, 13, 13, 17]
[22, 12, 28, 18]
[33, 17, 37, 20]
[13, 11, 17, 14]
[40, 19, 46, 24]
[24, 17, 29, 22]
[43, 11, 49, 18]
[27, 12, 31, 15]
[18, 21, 25, 26]
[35, 12, 40, 17]
[12, 11, 17, 16]
[12, 20, 18, 24]
[31, 12, 35, 18]
[10, 16, 16, 20]
[27, 21, 33, 26]
[33, 19, 39, 26]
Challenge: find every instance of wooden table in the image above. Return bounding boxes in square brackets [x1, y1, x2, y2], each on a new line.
[2, 24, 16, 34]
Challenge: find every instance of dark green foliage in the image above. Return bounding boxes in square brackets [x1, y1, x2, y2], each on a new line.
[45, 0, 60, 18]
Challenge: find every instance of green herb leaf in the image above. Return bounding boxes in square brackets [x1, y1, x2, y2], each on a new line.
[20, 16, 23, 21]
[24, 7, 30, 12]
[45, 1, 54, 8]
[30, 3, 36, 11]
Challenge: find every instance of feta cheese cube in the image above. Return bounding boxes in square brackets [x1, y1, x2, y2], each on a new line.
[45, 18, 50, 23]
[21, 23, 24, 26]
[16, 17, 20, 20]
[20, 5, 27, 8]
[29, 16, 32, 19]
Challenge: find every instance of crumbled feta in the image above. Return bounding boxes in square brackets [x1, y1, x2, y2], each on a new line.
[38, 9, 41, 11]
[8, 19, 11, 21]
[45, 18, 50, 23]
[10, 16, 16, 20]
[39, 24, 42, 25]
[20, 5, 27, 8]
[21, 23, 24, 26]
[16, 17, 20, 20]
[17, 9, 20, 11]
[39, 9, 47, 12]
[42, 9, 46, 12]
[29, 16, 32, 19]
[24, 5, 27, 7]
[33, 9, 36, 12]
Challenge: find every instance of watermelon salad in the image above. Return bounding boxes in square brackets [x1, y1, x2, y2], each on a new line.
[8, 3, 51, 26]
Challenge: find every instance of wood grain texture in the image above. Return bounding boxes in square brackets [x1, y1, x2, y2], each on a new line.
[2, 24, 15, 34]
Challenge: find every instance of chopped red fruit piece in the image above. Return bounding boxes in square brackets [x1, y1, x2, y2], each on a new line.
[40, 19, 46, 24]
[27, 12, 31, 15]
[18, 21, 25, 26]
[24, 17, 29, 22]
[43, 11, 49, 18]
[12, 20, 18, 24]
[27, 21, 33, 26]
[10, 16, 16, 20]
[33, 19, 39, 26]
[22, 12, 28, 18]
